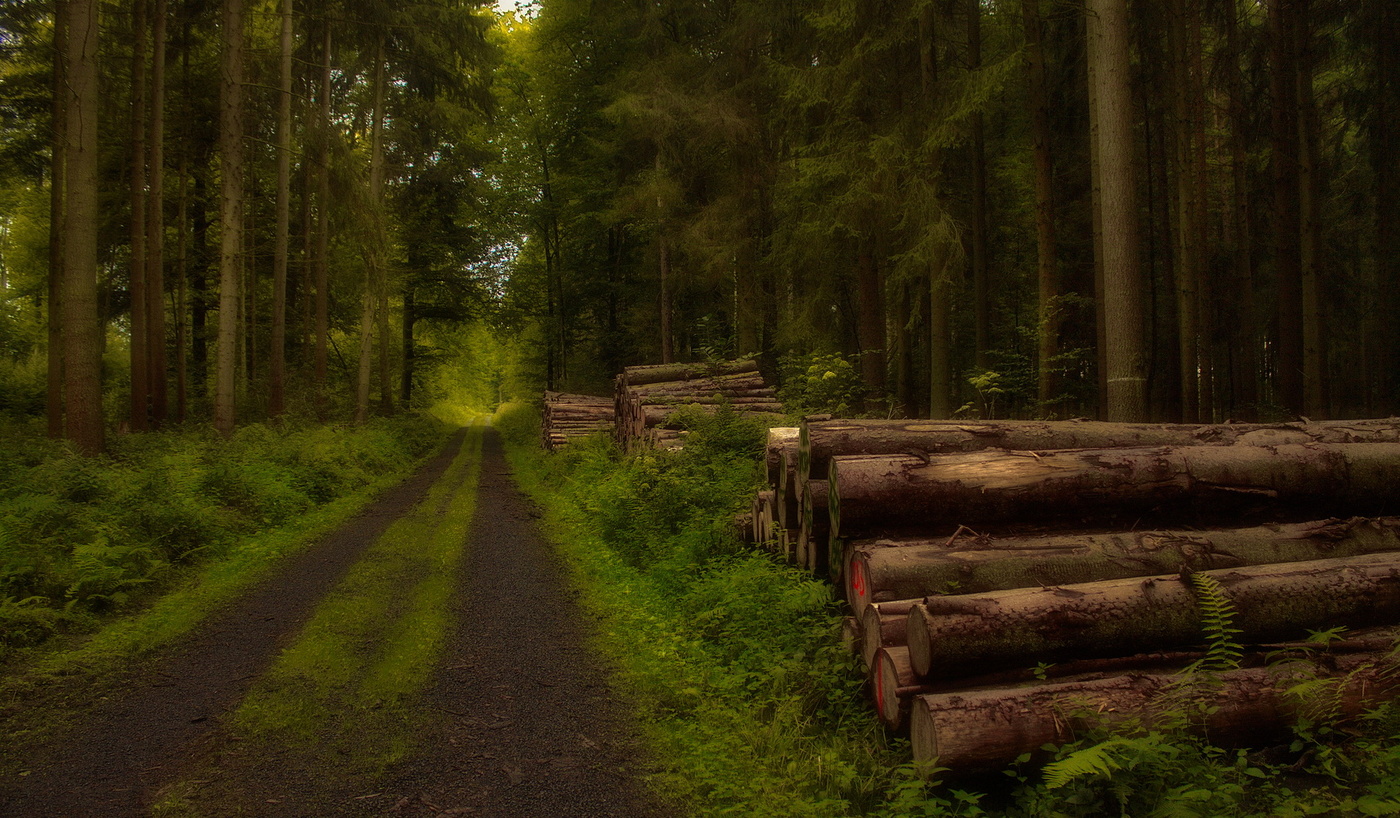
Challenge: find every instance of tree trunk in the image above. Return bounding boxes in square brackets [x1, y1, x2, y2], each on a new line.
[268, 0, 293, 418]
[846, 517, 1400, 619]
[47, 0, 67, 439]
[827, 442, 1400, 542]
[214, 0, 245, 437]
[624, 359, 759, 386]
[905, 553, 1400, 680]
[146, 0, 168, 427]
[909, 653, 1400, 772]
[800, 417, 1400, 483]
[62, 0, 104, 454]
[1024, 0, 1060, 411]
[1087, 0, 1147, 421]
[129, 0, 150, 432]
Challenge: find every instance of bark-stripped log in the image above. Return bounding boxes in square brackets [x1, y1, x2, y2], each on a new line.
[801, 417, 1400, 484]
[909, 653, 1400, 772]
[846, 517, 1400, 619]
[828, 443, 1400, 542]
[905, 553, 1400, 680]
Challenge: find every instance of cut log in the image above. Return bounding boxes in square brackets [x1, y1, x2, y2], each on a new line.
[776, 448, 800, 530]
[905, 552, 1400, 680]
[909, 653, 1400, 773]
[801, 417, 1400, 484]
[872, 645, 936, 730]
[846, 517, 1400, 619]
[800, 481, 828, 571]
[860, 599, 916, 669]
[827, 443, 1400, 542]
[765, 427, 799, 487]
[620, 359, 759, 386]
[841, 616, 862, 656]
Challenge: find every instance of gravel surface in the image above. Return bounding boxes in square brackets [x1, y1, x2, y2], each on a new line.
[0, 427, 667, 817]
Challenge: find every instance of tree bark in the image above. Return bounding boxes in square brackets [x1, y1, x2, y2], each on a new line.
[800, 417, 1400, 483]
[1087, 0, 1148, 421]
[1295, 0, 1325, 418]
[62, 0, 104, 454]
[909, 653, 1400, 772]
[623, 359, 759, 386]
[828, 442, 1400, 542]
[214, 0, 245, 437]
[905, 553, 1400, 680]
[846, 517, 1400, 619]
[858, 243, 885, 412]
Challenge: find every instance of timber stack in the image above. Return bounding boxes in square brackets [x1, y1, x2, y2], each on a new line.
[781, 417, 1400, 773]
[541, 391, 615, 451]
[613, 359, 784, 451]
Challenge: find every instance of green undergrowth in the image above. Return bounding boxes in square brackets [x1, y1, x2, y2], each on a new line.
[0, 414, 448, 667]
[496, 400, 1400, 818]
[153, 424, 485, 814]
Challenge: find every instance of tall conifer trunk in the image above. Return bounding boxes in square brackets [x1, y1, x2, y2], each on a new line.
[1269, 0, 1304, 416]
[47, 0, 67, 439]
[129, 0, 150, 431]
[63, 0, 104, 453]
[1087, 0, 1148, 421]
[269, 0, 293, 417]
[313, 21, 331, 419]
[146, 0, 168, 426]
[1024, 0, 1060, 412]
[214, 0, 245, 436]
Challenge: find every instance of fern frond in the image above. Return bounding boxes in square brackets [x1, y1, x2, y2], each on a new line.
[1042, 736, 1167, 789]
[1186, 573, 1244, 673]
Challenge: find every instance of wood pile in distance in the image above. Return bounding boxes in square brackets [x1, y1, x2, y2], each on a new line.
[541, 391, 614, 451]
[614, 359, 785, 451]
[760, 416, 1400, 774]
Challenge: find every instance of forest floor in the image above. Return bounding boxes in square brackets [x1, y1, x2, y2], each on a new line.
[0, 425, 667, 818]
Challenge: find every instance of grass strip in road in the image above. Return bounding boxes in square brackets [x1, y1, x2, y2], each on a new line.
[154, 423, 485, 813]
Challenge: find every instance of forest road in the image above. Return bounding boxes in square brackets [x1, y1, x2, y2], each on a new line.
[0, 426, 666, 817]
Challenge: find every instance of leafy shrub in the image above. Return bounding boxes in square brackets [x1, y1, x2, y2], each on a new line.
[777, 351, 866, 416]
[0, 415, 447, 660]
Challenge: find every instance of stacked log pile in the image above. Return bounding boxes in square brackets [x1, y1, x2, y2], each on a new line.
[541, 391, 615, 450]
[614, 360, 785, 451]
[778, 417, 1400, 773]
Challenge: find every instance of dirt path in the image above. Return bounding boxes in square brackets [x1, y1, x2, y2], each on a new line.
[0, 426, 665, 817]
